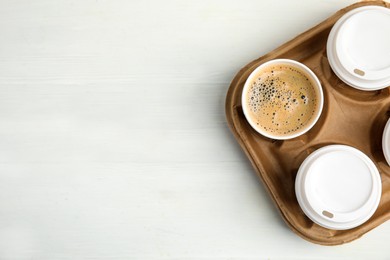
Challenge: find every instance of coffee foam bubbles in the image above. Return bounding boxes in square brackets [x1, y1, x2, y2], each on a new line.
[245, 64, 319, 137]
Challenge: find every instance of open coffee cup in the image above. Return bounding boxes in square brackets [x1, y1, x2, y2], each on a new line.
[241, 59, 324, 140]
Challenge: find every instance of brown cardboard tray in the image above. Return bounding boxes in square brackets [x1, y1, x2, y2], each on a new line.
[225, 1, 390, 245]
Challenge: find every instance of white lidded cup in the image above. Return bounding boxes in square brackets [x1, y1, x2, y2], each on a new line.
[295, 145, 382, 230]
[241, 59, 324, 140]
[382, 118, 390, 166]
[327, 6, 390, 91]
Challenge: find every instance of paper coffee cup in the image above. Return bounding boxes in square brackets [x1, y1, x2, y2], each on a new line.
[327, 6, 390, 91]
[241, 59, 324, 140]
[382, 118, 390, 166]
[295, 145, 382, 230]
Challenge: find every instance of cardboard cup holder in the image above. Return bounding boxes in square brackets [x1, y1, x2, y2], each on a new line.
[225, 1, 390, 245]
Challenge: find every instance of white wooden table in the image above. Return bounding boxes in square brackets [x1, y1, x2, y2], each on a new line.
[0, 0, 389, 259]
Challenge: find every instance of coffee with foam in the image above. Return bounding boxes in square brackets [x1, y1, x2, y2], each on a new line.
[243, 63, 321, 138]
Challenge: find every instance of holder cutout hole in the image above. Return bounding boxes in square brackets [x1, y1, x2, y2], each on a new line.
[322, 210, 334, 218]
[354, 68, 365, 76]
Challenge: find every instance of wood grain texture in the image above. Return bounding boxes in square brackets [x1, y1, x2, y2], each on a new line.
[0, 0, 389, 259]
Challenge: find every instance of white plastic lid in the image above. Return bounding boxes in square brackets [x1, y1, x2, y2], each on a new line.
[327, 6, 390, 91]
[382, 118, 390, 166]
[295, 145, 382, 230]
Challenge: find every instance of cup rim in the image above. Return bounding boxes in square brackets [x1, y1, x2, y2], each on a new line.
[241, 59, 324, 140]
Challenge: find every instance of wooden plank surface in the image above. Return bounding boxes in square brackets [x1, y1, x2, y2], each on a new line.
[0, 0, 389, 259]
